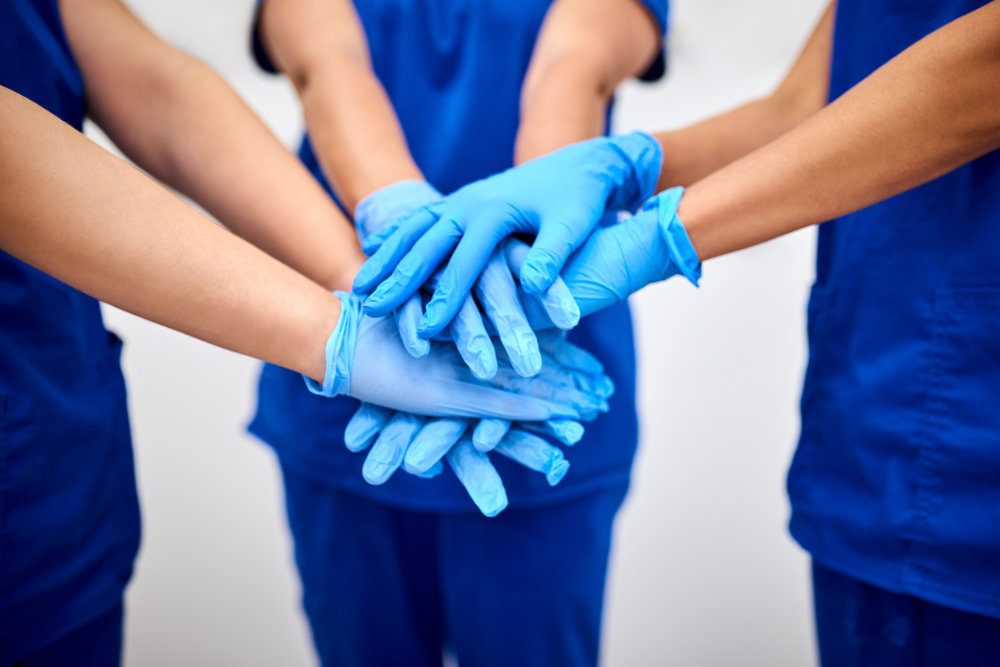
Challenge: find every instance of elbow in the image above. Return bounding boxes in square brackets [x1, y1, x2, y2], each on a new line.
[285, 45, 370, 98]
[521, 53, 616, 114]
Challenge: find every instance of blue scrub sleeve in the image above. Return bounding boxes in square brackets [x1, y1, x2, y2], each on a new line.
[250, 0, 278, 74]
[636, 0, 669, 81]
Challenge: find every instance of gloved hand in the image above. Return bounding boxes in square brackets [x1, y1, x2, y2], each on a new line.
[353, 131, 663, 336]
[354, 180, 443, 360]
[307, 292, 608, 422]
[343, 413, 579, 517]
[339, 331, 612, 516]
[509, 188, 702, 329]
[357, 180, 580, 378]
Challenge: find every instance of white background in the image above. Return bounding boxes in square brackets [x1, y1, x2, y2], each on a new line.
[89, 0, 829, 664]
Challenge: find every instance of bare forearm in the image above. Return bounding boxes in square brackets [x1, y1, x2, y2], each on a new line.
[61, 0, 364, 291]
[653, 3, 834, 189]
[260, 0, 422, 212]
[679, 0, 1000, 261]
[654, 96, 815, 189]
[296, 57, 422, 209]
[516, 0, 661, 162]
[515, 59, 609, 162]
[147, 64, 363, 290]
[0, 88, 337, 382]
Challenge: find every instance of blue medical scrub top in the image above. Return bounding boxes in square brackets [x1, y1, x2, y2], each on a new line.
[0, 1, 141, 661]
[250, 0, 667, 511]
[788, 0, 1000, 620]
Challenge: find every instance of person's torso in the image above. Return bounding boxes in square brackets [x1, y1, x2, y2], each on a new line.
[0, 2, 140, 660]
[788, 0, 1000, 619]
[250, 0, 668, 510]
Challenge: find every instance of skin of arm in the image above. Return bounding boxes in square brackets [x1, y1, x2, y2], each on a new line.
[653, 2, 835, 190]
[59, 0, 364, 291]
[515, 0, 662, 162]
[258, 0, 423, 213]
[678, 0, 1000, 261]
[0, 86, 338, 383]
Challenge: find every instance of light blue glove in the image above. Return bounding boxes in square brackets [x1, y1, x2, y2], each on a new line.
[346, 417, 577, 517]
[349, 184, 591, 514]
[353, 132, 663, 335]
[307, 292, 608, 421]
[507, 188, 701, 328]
[357, 180, 580, 378]
[340, 331, 611, 515]
[354, 180, 443, 360]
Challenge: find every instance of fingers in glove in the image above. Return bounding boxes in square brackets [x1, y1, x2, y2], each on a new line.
[446, 439, 508, 517]
[353, 206, 440, 293]
[472, 418, 511, 452]
[494, 430, 570, 486]
[472, 249, 540, 377]
[362, 413, 423, 485]
[404, 418, 469, 475]
[344, 403, 394, 453]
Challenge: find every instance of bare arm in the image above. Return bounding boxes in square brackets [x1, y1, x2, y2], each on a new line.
[516, 0, 662, 162]
[679, 0, 1000, 261]
[60, 0, 364, 290]
[654, 2, 835, 189]
[0, 86, 337, 382]
[258, 0, 422, 212]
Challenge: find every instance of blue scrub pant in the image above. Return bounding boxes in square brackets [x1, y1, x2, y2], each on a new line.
[282, 468, 627, 667]
[9, 603, 123, 667]
[813, 561, 1000, 666]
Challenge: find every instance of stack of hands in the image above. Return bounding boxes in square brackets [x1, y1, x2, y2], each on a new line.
[307, 132, 702, 516]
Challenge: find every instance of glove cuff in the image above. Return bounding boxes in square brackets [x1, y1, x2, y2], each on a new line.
[354, 179, 441, 245]
[643, 187, 702, 286]
[304, 291, 361, 397]
[607, 131, 664, 211]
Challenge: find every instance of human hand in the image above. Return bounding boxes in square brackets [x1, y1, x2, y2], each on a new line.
[508, 188, 702, 329]
[306, 292, 609, 423]
[340, 332, 612, 516]
[356, 181, 580, 379]
[353, 132, 663, 336]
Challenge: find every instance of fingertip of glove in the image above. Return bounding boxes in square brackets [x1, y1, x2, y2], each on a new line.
[362, 460, 393, 486]
[478, 492, 509, 518]
[549, 420, 584, 446]
[546, 458, 570, 486]
[519, 262, 554, 295]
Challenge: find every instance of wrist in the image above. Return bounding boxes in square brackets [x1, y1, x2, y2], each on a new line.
[299, 291, 343, 386]
[304, 291, 359, 396]
[643, 187, 702, 286]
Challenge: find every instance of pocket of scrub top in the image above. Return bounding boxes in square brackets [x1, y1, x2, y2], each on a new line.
[911, 287, 1000, 590]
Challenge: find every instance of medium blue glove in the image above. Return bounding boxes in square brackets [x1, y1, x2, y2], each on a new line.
[353, 132, 663, 336]
[354, 180, 443, 360]
[507, 188, 701, 328]
[357, 180, 580, 378]
[306, 292, 608, 421]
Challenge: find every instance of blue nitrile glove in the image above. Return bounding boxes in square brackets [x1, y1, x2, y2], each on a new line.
[340, 333, 612, 515]
[354, 180, 442, 360]
[307, 292, 609, 421]
[357, 181, 580, 378]
[509, 188, 701, 327]
[354, 131, 663, 335]
[346, 417, 578, 517]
